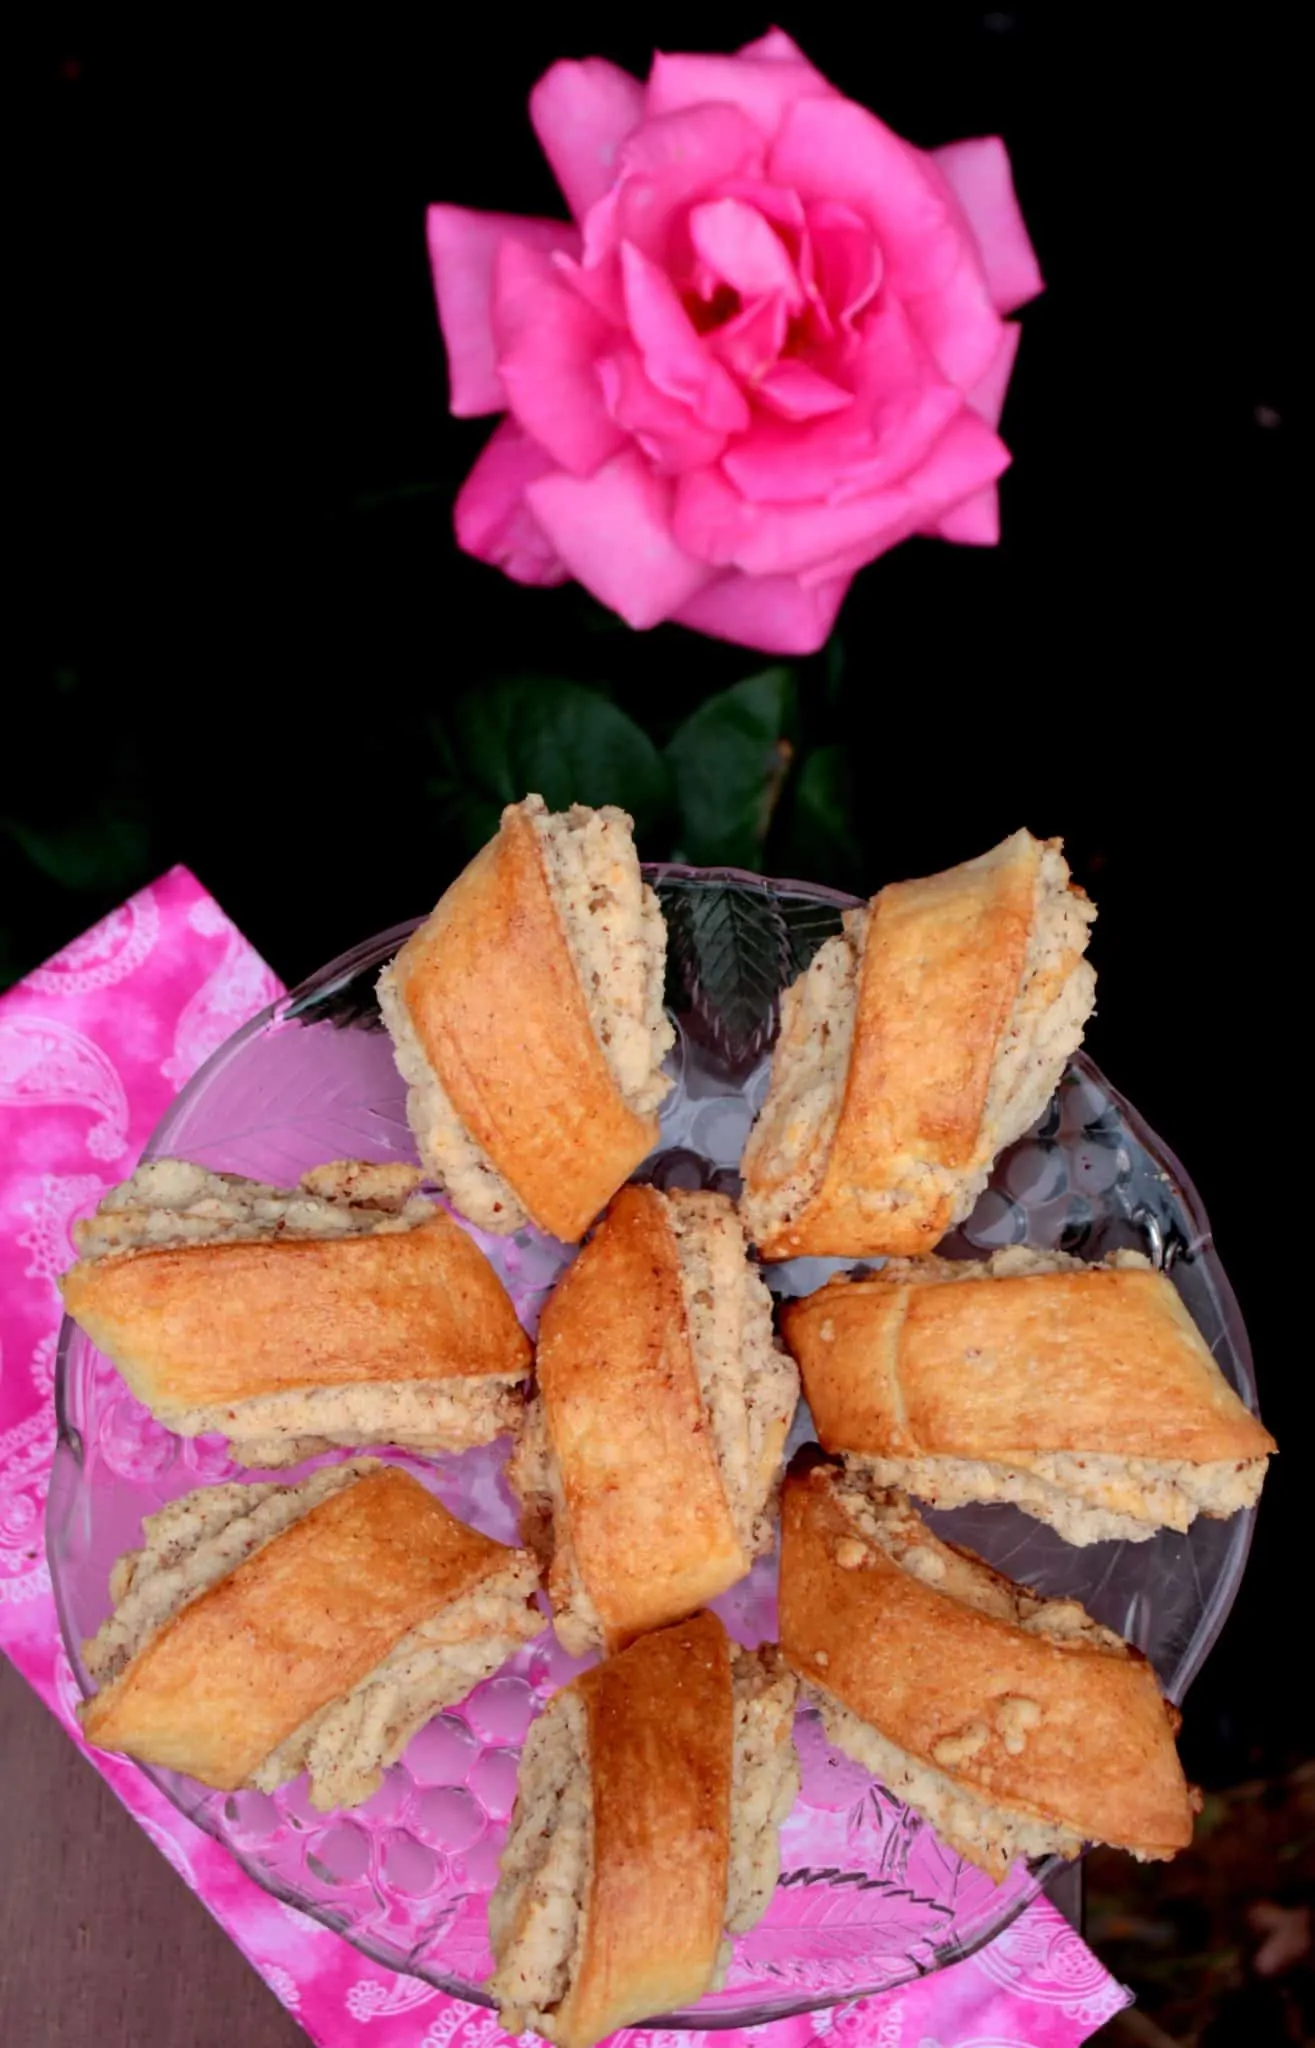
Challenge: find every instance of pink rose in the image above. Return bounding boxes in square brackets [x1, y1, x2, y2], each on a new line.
[429, 29, 1042, 655]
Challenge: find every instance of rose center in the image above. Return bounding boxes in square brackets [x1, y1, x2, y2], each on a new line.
[685, 284, 741, 335]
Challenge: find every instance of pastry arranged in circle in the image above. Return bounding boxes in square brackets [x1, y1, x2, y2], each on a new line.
[509, 1184, 798, 1654]
[739, 829, 1096, 1260]
[60, 1159, 532, 1464]
[378, 795, 674, 1243]
[488, 1611, 799, 2048]
[781, 1247, 1276, 1543]
[79, 1461, 542, 1810]
[778, 1463, 1196, 1880]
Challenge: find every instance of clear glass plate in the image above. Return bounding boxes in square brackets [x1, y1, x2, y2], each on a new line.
[46, 867, 1260, 2024]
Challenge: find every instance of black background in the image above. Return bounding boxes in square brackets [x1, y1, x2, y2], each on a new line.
[17, 0, 1302, 1848]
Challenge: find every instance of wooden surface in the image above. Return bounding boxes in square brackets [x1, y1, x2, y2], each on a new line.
[0, 1657, 305, 2048]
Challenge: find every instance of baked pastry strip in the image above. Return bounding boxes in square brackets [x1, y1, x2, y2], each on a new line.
[741, 828, 1095, 1259]
[488, 1611, 799, 2048]
[60, 1159, 531, 1465]
[509, 1184, 798, 1654]
[378, 796, 673, 1242]
[778, 1464, 1196, 1880]
[782, 1248, 1275, 1543]
[80, 1461, 543, 1809]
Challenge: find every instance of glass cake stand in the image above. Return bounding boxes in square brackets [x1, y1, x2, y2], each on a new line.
[47, 866, 1260, 2024]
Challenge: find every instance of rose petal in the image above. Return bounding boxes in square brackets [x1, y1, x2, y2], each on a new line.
[929, 322, 1021, 544]
[426, 206, 578, 417]
[962, 320, 1022, 430]
[711, 179, 806, 233]
[552, 247, 627, 327]
[646, 47, 834, 139]
[493, 238, 626, 475]
[812, 408, 1014, 574]
[595, 105, 766, 265]
[674, 568, 851, 654]
[725, 296, 960, 505]
[707, 293, 789, 383]
[675, 408, 1009, 577]
[454, 419, 570, 585]
[934, 488, 1000, 546]
[932, 137, 1043, 314]
[736, 29, 818, 64]
[526, 449, 713, 628]
[598, 346, 727, 473]
[806, 201, 882, 336]
[688, 198, 803, 309]
[620, 241, 751, 433]
[529, 58, 646, 224]
[771, 99, 1004, 388]
[754, 360, 855, 421]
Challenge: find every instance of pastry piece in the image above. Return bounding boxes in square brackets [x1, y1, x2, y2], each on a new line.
[508, 1185, 798, 1654]
[80, 1461, 542, 1809]
[377, 795, 674, 1242]
[488, 1611, 798, 2048]
[782, 1247, 1275, 1544]
[740, 830, 1096, 1259]
[60, 1159, 532, 1466]
[778, 1465, 1195, 1879]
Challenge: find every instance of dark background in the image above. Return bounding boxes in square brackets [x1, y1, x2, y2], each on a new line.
[12, 7, 1305, 2041]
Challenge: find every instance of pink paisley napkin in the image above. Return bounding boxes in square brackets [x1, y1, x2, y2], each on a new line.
[0, 868, 1131, 2048]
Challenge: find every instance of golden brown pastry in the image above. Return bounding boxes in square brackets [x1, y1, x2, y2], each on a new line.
[488, 1611, 798, 2048]
[508, 1184, 798, 1654]
[377, 796, 674, 1243]
[80, 1461, 542, 1809]
[782, 1248, 1275, 1543]
[59, 1160, 532, 1466]
[739, 830, 1096, 1260]
[778, 1464, 1196, 1879]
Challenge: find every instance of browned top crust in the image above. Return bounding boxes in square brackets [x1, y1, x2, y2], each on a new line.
[385, 804, 660, 1242]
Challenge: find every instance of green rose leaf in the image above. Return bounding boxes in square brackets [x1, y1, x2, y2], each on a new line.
[785, 743, 865, 891]
[664, 667, 796, 871]
[2, 804, 153, 895]
[428, 676, 670, 852]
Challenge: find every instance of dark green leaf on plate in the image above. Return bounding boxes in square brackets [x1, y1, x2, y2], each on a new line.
[659, 876, 790, 1074]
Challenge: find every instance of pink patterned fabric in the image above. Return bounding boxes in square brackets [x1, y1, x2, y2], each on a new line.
[0, 867, 1130, 2047]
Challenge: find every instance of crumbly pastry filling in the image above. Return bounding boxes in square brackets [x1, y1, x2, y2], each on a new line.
[84, 1459, 540, 1810]
[815, 1693, 1083, 1879]
[376, 964, 529, 1233]
[840, 1246, 1267, 1541]
[488, 1691, 593, 2035]
[527, 797, 674, 1118]
[666, 1191, 799, 1557]
[829, 1478, 1127, 1651]
[254, 1560, 541, 1809]
[738, 911, 864, 1243]
[507, 1397, 606, 1659]
[726, 1645, 800, 1934]
[168, 1374, 526, 1467]
[73, 1159, 436, 1258]
[950, 843, 1096, 1225]
[851, 1448, 1267, 1545]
